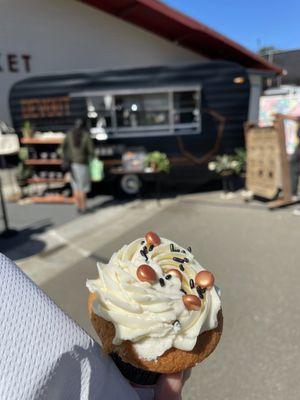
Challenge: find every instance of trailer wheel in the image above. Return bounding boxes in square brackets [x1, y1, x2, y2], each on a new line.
[117, 174, 141, 197]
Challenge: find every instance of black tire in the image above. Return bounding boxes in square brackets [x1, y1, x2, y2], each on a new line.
[114, 174, 142, 198]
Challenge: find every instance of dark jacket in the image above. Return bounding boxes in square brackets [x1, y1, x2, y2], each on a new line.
[62, 130, 94, 164]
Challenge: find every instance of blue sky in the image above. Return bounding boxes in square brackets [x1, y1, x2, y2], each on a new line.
[164, 0, 300, 52]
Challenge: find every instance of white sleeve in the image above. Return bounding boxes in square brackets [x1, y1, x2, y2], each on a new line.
[0, 253, 140, 400]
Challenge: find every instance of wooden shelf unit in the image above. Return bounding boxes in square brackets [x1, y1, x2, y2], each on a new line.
[27, 178, 65, 184]
[20, 137, 64, 145]
[21, 135, 73, 204]
[30, 195, 75, 204]
[25, 159, 62, 166]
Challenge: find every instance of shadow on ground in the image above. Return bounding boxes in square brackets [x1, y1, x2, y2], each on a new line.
[0, 219, 52, 260]
[85, 197, 132, 213]
[0, 179, 240, 259]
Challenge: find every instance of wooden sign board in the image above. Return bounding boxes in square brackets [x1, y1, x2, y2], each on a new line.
[246, 126, 280, 199]
[245, 116, 294, 208]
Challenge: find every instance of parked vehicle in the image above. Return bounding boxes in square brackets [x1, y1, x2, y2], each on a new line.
[9, 61, 250, 195]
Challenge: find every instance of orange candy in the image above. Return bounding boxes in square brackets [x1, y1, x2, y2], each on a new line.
[195, 270, 215, 289]
[137, 264, 157, 283]
[182, 295, 201, 311]
[145, 231, 161, 247]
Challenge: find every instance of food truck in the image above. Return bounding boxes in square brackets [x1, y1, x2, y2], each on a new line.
[10, 60, 250, 196]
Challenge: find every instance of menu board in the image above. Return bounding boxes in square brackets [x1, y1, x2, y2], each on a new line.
[246, 126, 280, 199]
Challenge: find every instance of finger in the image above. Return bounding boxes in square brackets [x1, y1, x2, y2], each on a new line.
[155, 371, 184, 400]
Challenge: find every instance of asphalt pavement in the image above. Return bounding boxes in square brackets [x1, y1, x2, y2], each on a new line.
[3, 191, 300, 399]
[0, 195, 118, 259]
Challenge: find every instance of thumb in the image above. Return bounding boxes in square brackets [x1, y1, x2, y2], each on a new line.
[155, 371, 184, 400]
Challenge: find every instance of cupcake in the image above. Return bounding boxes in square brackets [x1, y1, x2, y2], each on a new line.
[87, 232, 222, 384]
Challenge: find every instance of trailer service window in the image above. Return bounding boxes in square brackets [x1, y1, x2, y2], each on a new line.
[83, 87, 201, 137]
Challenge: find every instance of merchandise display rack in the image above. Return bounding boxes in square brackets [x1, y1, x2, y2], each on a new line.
[25, 159, 63, 166]
[20, 138, 64, 145]
[20, 136, 75, 204]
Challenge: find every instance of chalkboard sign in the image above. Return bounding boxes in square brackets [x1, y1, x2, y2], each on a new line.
[246, 125, 280, 199]
[245, 115, 296, 209]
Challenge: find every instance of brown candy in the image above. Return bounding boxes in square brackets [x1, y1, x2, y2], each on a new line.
[182, 294, 201, 311]
[167, 269, 182, 282]
[195, 270, 215, 289]
[145, 231, 161, 247]
[137, 264, 157, 283]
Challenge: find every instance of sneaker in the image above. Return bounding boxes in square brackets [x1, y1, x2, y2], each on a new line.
[225, 192, 236, 200]
[220, 192, 235, 200]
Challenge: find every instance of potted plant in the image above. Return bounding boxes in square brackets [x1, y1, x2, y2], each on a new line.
[145, 151, 170, 173]
[208, 154, 240, 197]
[22, 121, 33, 138]
[233, 147, 247, 177]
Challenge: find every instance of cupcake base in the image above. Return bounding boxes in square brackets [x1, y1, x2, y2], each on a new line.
[110, 352, 160, 385]
[88, 293, 223, 374]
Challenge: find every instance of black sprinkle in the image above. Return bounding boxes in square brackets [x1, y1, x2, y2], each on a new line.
[181, 249, 186, 254]
[180, 289, 187, 294]
[141, 240, 145, 245]
[159, 278, 165, 287]
[173, 257, 184, 263]
[189, 279, 195, 289]
[196, 286, 204, 299]
[140, 250, 148, 261]
[149, 244, 154, 251]
[187, 246, 192, 253]
[143, 246, 148, 253]
[170, 243, 180, 252]
[165, 274, 172, 280]
[184, 257, 189, 263]
[172, 319, 181, 326]
[179, 264, 185, 271]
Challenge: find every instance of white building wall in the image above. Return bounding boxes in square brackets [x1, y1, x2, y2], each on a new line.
[0, 0, 205, 124]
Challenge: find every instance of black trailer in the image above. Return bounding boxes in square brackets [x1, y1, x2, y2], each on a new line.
[9, 61, 250, 194]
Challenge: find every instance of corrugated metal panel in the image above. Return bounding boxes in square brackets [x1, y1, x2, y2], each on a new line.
[9, 60, 250, 156]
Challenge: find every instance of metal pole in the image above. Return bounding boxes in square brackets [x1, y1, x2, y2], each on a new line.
[0, 176, 9, 231]
[0, 155, 17, 238]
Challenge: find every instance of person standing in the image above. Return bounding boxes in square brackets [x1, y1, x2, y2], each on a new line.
[62, 119, 94, 213]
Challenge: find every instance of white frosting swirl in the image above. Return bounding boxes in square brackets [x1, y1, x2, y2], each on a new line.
[87, 237, 221, 361]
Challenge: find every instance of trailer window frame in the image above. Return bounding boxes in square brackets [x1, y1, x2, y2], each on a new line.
[71, 85, 201, 138]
